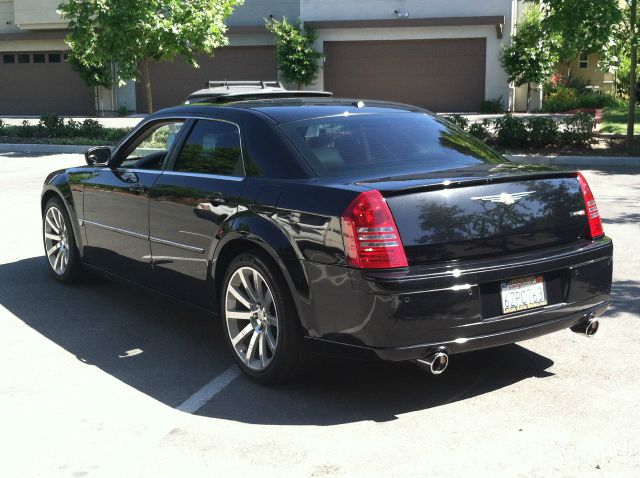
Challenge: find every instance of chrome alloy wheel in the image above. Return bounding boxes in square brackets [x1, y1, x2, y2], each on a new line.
[44, 206, 70, 275]
[225, 266, 279, 371]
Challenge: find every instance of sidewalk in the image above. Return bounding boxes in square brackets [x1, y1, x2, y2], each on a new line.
[0, 116, 143, 129]
[505, 154, 640, 168]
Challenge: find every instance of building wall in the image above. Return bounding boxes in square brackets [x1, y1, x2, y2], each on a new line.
[228, 0, 299, 26]
[556, 54, 615, 94]
[13, 0, 66, 29]
[1, 0, 530, 114]
[0, 1, 20, 34]
[301, 0, 515, 20]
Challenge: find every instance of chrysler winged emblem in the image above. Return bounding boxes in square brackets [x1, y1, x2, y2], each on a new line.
[470, 191, 534, 205]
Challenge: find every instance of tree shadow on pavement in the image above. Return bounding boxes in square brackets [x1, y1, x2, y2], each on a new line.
[0, 256, 557, 426]
[608, 279, 640, 316]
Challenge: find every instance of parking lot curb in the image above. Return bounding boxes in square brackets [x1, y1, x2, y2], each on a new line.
[506, 154, 640, 168]
[0, 143, 94, 154]
[2, 143, 640, 168]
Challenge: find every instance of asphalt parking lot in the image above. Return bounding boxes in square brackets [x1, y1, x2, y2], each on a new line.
[1, 153, 639, 477]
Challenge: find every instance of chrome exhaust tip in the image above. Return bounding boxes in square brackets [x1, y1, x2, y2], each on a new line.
[416, 352, 449, 375]
[571, 316, 600, 337]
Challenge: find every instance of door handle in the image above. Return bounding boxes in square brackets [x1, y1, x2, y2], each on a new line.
[129, 185, 146, 194]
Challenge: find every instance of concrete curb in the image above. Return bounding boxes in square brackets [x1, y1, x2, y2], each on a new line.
[505, 154, 640, 168]
[1, 143, 640, 168]
[0, 143, 94, 154]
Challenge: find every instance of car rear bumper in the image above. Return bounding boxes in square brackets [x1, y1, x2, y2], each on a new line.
[299, 237, 613, 361]
[305, 300, 610, 361]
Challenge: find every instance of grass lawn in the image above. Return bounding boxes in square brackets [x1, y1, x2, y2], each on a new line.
[601, 106, 640, 134]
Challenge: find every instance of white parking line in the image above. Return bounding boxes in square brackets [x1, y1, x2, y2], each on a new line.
[177, 365, 241, 413]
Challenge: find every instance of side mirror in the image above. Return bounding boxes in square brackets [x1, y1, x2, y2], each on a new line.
[85, 146, 111, 166]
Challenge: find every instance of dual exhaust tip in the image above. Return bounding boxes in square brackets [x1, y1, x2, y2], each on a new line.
[571, 316, 600, 337]
[415, 315, 600, 375]
[415, 351, 449, 375]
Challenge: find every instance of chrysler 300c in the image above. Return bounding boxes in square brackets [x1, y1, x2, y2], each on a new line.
[41, 90, 613, 383]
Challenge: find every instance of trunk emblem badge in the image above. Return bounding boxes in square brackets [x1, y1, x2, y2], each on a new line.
[470, 191, 534, 205]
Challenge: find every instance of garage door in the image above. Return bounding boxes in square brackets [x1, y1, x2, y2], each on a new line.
[137, 46, 277, 112]
[324, 39, 486, 112]
[0, 52, 95, 115]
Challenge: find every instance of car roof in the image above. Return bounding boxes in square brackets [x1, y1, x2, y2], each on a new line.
[156, 98, 429, 124]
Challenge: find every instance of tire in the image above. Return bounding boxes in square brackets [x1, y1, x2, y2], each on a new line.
[42, 196, 82, 283]
[221, 250, 307, 384]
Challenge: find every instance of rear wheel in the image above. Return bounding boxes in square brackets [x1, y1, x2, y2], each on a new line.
[43, 197, 82, 283]
[222, 251, 306, 384]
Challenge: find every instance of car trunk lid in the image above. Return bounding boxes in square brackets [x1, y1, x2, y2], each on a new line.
[358, 168, 589, 264]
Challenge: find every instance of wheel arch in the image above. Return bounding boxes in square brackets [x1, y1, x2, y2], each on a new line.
[41, 184, 84, 255]
[212, 215, 310, 330]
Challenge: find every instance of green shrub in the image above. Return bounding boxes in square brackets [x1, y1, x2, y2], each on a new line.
[445, 114, 469, 130]
[480, 97, 504, 114]
[80, 119, 104, 137]
[39, 114, 65, 135]
[527, 116, 558, 147]
[564, 76, 592, 96]
[561, 112, 594, 146]
[542, 87, 578, 112]
[469, 120, 491, 142]
[494, 114, 528, 148]
[117, 105, 129, 117]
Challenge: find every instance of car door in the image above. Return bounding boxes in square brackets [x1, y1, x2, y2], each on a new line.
[149, 118, 247, 307]
[83, 120, 187, 285]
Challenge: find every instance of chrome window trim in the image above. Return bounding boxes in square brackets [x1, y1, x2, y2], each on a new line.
[162, 170, 243, 181]
[81, 219, 205, 254]
[99, 167, 163, 175]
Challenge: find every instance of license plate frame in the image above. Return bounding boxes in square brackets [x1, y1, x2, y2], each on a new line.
[500, 275, 548, 315]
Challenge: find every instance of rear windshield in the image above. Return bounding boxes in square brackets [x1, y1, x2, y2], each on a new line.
[280, 112, 504, 178]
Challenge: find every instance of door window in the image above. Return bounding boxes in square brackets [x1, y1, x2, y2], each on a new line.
[172, 120, 244, 176]
[121, 121, 185, 170]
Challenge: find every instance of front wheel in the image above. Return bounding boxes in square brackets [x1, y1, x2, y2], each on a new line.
[43, 197, 82, 283]
[221, 252, 307, 384]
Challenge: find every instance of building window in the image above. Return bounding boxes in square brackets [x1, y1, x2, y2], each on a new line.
[579, 53, 589, 69]
[18, 54, 30, 64]
[48, 53, 61, 63]
[33, 53, 46, 64]
[3, 54, 15, 64]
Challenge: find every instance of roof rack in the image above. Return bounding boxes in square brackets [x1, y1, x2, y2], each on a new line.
[185, 81, 333, 105]
[205, 80, 284, 90]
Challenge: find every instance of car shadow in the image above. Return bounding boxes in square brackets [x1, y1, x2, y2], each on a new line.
[1, 256, 560, 426]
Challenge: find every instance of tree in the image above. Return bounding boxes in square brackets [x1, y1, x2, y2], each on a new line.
[59, 0, 242, 113]
[265, 18, 322, 90]
[533, 0, 622, 62]
[500, 7, 559, 113]
[532, 0, 637, 145]
[628, 0, 638, 145]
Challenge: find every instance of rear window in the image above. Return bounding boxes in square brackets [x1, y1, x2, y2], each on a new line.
[280, 113, 503, 178]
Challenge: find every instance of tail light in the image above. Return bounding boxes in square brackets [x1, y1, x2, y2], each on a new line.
[577, 172, 604, 239]
[341, 190, 408, 269]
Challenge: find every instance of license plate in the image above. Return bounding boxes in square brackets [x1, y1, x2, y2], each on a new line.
[500, 275, 548, 314]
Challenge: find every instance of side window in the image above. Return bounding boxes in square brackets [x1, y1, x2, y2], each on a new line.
[120, 121, 185, 169]
[173, 120, 244, 176]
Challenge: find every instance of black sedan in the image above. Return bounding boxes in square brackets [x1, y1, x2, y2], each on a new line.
[41, 96, 613, 383]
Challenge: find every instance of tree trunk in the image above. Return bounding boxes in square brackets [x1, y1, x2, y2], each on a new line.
[298, 82, 303, 91]
[141, 59, 154, 114]
[526, 82, 532, 114]
[628, 0, 638, 146]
